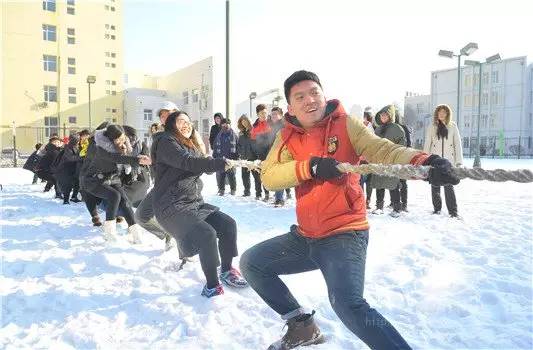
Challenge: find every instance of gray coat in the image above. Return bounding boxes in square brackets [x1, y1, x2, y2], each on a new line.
[370, 105, 406, 190]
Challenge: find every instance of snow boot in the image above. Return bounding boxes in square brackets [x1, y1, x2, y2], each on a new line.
[128, 224, 142, 244]
[432, 210, 441, 215]
[102, 220, 118, 242]
[274, 199, 285, 207]
[390, 202, 402, 218]
[219, 268, 248, 288]
[92, 216, 102, 227]
[268, 311, 325, 350]
[201, 283, 224, 298]
[401, 202, 408, 212]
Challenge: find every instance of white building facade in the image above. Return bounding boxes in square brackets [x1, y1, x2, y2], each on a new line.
[403, 93, 431, 150]
[123, 57, 214, 149]
[430, 56, 532, 157]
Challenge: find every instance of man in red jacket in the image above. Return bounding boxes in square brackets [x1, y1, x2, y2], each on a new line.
[240, 70, 459, 350]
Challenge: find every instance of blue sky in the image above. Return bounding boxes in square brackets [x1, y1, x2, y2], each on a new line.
[124, 0, 533, 113]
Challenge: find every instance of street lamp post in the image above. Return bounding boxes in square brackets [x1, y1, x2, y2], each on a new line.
[249, 92, 257, 119]
[438, 42, 478, 133]
[465, 54, 501, 168]
[86, 75, 96, 130]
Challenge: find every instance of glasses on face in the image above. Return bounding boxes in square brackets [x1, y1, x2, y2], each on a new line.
[176, 118, 191, 126]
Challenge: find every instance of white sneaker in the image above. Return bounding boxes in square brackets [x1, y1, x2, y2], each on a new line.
[102, 220, 117, 242]
[371, 208, 384, 215]
[389, 210, 401, 218]
[128, 224, 142, 244]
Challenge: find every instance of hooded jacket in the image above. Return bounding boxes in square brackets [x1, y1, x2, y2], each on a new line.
[36, 143, 62, 174]
[424, 105, 463, 166]
[261, 100, 428, 239]
[369, 105, 406, 190]
[55, 136, 81, 188]
[251, 119, 273, 161]
[82, 130, 140, 187]
[213, 127, 238, 160]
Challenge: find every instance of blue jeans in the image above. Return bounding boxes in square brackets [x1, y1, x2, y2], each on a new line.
[274, 190, 284, 201]
[240, 226, 411, 350]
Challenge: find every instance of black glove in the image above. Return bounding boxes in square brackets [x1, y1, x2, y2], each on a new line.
[310, 157, 343, 180]
[423, 154, 460, 186]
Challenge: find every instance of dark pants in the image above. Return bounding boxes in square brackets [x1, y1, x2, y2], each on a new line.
[376, 185, 401, 211]
[37, 171, 60, 196]
[241, 168, 251, 195]
[135, 189, 167, 240]
[87, 183, 135, 225]
[216, 169, 236, 193]
[252, 170, 268, 198]
[399, 180, 408, 209]
[32, 173, 39, 184]
[81, 190, 100, 218]
[158, 210, 238, 288]
[240, 227, 411, 350]
[431, 185, 457, 215]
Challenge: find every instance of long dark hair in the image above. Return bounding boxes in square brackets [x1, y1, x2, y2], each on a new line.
[164, 111, 204, 155]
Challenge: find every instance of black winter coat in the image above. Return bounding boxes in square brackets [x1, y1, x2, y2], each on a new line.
[82, 130, 140, 192]
[55, 140, 80, 189]
[237, 130, 255, 161]
[122, 138, 150, 207]
[209, 124, 221, 150]
[153, 131, 226, 255]
[23, 151, 42, 172]
[36, 143, 61, 174]
[251, 119, 274, 161]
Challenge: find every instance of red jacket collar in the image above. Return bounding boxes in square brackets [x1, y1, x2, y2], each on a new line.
[283, 99, 346, 134]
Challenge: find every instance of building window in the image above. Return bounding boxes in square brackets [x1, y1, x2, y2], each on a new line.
[44, 116, 59, 137]
[106, 90, 111, 95]
[491, 91, 499, 105]
[67, 28, 75, 44]
[182, 91, 189, 105]
[68, 87, 76, 103]
[464, 74, 471, 88]
[67, 6, 75, 15]
[67, 57, 76, 74]
[43, 55, 57, 72]
[464, 94, 471, 107]
[111, 91, 116, 96]
[202, 119, 209, 134]
[105, 5, 109, 10]
[111, 25, 116, 30]
[67, 0, 75, 4]
[463, 137, 469, 148]
[111, 6, 115, 11]
[144, 109, 153, 121]
[44, 85, 57, 102]
[42, 0, 56, 12]
[68, 116, 77, 124]
[491, 71, 499, 84]
[111, 81, 116, 86]
[473, 94, 479, 107]
[490, 113, 497, 128]
[482, 72, 489, 84]
[111, 53, 116, 58]
[105, 34, 110, 39]
[42, 24, 57, 42]
[111, 35, 116, 40]
[192, 89, 199, 103]
[193, 120, 199, 131]
[482, 92, 489, 106]
[473, 73, 479, 87]
[464, 115, 470, 128]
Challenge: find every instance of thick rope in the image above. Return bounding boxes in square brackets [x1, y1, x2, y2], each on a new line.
[227, 159, 533, 183]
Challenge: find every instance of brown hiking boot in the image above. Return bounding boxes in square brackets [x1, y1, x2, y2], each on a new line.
[267, 311, 325, 350]
[92, 216, 102, 227]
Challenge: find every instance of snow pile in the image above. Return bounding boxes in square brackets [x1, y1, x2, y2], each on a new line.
[1, 160, 532, 349]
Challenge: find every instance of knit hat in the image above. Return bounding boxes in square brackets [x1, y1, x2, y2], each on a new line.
[284, 70, 322, 103]
[363, 106, 373, 116]
[158, 101, 178, 116]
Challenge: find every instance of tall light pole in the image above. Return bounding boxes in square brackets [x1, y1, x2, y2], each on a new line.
[438, 42, 478, 134]
[225, 0, 230, 120]
[87, 75, 96, 130]
[465, 54, 501, 168]
[249, 92, 257, 119]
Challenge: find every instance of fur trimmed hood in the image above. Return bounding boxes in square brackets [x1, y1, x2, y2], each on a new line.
[94, 129, 133, 155]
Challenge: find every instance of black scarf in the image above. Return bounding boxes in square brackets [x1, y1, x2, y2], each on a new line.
[437, 121, 448, 140]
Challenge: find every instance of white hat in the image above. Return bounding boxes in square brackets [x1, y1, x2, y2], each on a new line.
[364, 106, 373, 115]
[159, 101, 178, 112]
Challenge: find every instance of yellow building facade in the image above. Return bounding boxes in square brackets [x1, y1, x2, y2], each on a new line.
[1, 0, 123, 152]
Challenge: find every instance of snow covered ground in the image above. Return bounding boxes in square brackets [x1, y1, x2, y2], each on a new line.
[1, 159, 532, 349]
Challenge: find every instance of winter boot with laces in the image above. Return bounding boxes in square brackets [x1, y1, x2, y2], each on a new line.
[268, 311, 325, 350]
